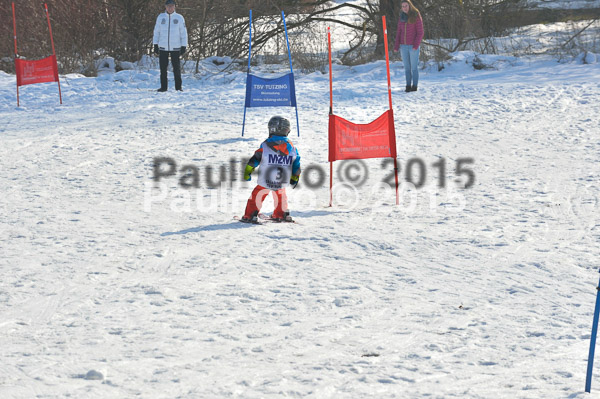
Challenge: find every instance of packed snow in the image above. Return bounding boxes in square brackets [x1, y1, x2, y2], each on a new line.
[526, 0, 600, 10]
[1, 44, 600, 398]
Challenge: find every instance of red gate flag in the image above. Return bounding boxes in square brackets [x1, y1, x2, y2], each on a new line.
[15, 55, 59, 87]
[12, 2, 62, 106]
[327, 17, 400, 206]
[328, 110, 397, 162]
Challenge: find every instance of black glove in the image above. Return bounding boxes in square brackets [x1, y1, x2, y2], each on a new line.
[180, 46, 186, 56]
[153, 44, 159, 55]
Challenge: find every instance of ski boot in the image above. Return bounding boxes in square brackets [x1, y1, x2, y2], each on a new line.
[241, 211, 259, 224]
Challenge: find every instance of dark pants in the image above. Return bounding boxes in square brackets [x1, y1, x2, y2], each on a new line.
[159, 50, 182, 90]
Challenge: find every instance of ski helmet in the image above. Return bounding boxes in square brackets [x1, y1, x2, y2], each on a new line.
[268, 116, 291, 137]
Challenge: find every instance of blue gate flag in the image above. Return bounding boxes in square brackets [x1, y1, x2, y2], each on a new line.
[242, 10, 300, 137]
[245, 73, 297, 108]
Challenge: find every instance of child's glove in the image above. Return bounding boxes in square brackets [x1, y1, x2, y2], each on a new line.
[244, 165, 255, 181]
[290, 174, 299, 188]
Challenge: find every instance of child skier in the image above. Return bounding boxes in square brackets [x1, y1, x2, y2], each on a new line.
[241, 116, 301, 223]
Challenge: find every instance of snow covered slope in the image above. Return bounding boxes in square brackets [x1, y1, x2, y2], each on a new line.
[526, 0, 600, 10]
[0, 54, 599, 398]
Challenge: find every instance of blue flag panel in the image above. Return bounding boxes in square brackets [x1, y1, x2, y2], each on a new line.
[245, 73, 297, 108]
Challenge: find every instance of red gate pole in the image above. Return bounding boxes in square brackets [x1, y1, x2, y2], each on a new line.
[12, 3, 17, 56]
[383, 16, 393, 111]
[382, 16, 399, 205]
[44, 3, 62, 104]
[328, 27, 333, 115]
[328, 27, 334, 207]
[12, 2, 19, 107]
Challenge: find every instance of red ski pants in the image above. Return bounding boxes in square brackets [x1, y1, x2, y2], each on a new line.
[244, 185, 288, 219]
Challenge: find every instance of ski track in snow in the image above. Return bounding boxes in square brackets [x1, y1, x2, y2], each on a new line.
[0, 58, 599, 398]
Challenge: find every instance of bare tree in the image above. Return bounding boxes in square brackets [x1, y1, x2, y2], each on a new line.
[1, 0, 597, 74]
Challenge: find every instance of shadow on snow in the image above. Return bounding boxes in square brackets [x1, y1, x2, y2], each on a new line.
[160, 210, 334, 236]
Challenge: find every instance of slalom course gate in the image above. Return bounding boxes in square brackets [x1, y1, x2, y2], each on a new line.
[242, 10, 300, 137]
[586, 269, 600, 392]
[327, 17, 399, 206]
[12, 2, 62, 107]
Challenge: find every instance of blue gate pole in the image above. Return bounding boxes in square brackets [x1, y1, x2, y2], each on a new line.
[248, 10, 253, 73]
[242, 10, 253, 137]
[586, 269, 600, 393]
[293, 101, 300, 138]
[282, 11, 293, 81]
[281, 11, 300, 137]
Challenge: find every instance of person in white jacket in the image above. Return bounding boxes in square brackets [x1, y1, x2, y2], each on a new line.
[153, 0, 188, 92]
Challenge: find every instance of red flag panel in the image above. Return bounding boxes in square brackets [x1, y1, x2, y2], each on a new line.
[328, 110, 397, 162]
[15, 55, 59, 87]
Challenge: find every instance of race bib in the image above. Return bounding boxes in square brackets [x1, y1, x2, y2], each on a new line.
[257, 142, 296, 190]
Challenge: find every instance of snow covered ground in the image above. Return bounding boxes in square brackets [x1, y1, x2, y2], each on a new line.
[526, 0, 600, 10]
[1, 50, 599, 398]
[428, 19, 600, 59]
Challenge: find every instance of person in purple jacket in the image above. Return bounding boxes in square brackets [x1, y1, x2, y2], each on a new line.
[393, 0, 424, 92]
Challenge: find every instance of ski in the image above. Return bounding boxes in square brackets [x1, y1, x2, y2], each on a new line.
[258, 213, 298, 224]
[232, 214, 298, 224]
[233, 215, 263, 225]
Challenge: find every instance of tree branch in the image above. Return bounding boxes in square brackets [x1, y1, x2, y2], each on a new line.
[561, 17, 600, 48]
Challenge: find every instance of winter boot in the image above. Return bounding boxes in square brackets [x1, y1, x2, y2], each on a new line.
[405, 85, 411, 92]
[411, 85, 418, 92]
[157, 88, 167, 92]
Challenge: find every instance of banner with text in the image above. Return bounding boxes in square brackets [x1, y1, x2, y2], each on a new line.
[15, 55, 59, 87]
[328, 110, 397, 162]
[245, 73, 297, 108]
